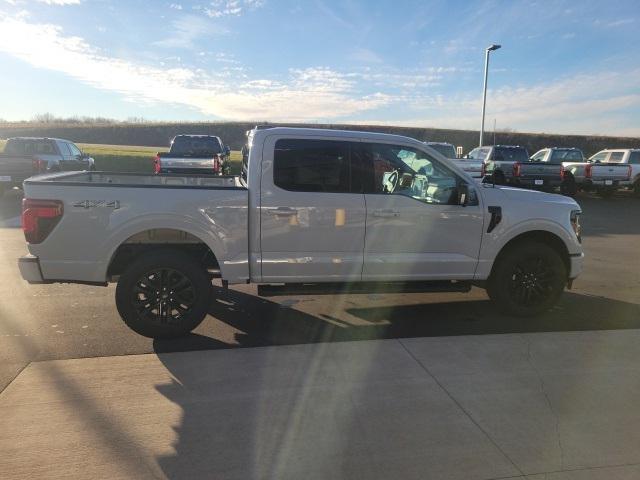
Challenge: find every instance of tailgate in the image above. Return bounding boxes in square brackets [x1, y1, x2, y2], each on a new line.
[590, 164, 631, 181]
[159, 156, 216, 170]
[518, 163, 563, 180]
[0, 155, 34, 178]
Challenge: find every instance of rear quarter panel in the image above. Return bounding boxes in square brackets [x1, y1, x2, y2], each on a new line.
[23, 183, 249, 283]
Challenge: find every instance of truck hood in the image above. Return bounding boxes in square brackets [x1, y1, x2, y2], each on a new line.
[480, 184, 580, 209]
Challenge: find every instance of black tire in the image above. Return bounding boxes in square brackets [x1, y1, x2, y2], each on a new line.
[115, 249, 212, 338]
[487, 242, 567, 317]
[560, 177, 577, 197]
[633, 181, 640, 199]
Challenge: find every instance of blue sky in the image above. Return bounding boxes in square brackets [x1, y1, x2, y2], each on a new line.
[0, 0, 638, 135]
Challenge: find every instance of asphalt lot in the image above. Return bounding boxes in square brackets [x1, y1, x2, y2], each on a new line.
[1, 187, 639, 394]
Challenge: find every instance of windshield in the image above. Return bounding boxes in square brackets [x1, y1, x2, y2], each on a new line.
[426, 143, 456, 158]
[547, 149, 584, 163]
[467, 147, 491, 161]
[493, 147, 529, 162]
[170, 136, 222, 155]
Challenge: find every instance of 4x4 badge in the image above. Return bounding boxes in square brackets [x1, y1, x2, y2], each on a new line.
[73, 200, 120, 210]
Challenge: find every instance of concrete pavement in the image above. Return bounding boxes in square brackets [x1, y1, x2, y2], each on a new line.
[2, 331, 640, 480]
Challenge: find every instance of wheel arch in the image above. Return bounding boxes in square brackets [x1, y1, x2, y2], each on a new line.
[104, 223, 224, 281]
[490, 230, 570, 279]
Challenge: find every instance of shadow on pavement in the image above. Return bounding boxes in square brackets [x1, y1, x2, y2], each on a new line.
[154, 285, 640, 353]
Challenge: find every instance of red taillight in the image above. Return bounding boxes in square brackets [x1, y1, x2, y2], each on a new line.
[32, 158, 47, 173]
[628, 165, 632, 180]
[585, 164, 592, 179]
[513, 163, 521, 177]
[153, 155, 161, 174]
[22, 199, 64, 244]
[480, 162, 486, 177]
[560, 166, 565, 180]
[212, 154, 222, 174]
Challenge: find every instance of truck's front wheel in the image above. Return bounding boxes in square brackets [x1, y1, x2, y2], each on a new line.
[115, 250, 212, 338]
[487, 242, 567, 317]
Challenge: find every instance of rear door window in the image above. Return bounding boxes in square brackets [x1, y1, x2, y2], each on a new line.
[629, 152, 640, 164]
[273, 139, 352, 193]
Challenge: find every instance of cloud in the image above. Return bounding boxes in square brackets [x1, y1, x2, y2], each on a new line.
[0, 15, 637, 135]
[204, 0, 264, 18]
[604, 18, 635, 27]
[398, 69, 640, 136]
[169, 3, 182, 10]
[36, 0, 81, 4]
[153, 14, 228, 49]
[0, 16, 390, 121]
[350, 47, 383, 64]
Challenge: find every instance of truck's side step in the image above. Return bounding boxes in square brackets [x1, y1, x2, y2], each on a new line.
[257, 281, 471, 297]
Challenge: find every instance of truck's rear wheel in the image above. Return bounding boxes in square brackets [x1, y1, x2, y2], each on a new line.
[115, 250, 212, 338]
[560, 177, 577, 197]
[487, 242, 567, 317]
[633, 180, 640, 198]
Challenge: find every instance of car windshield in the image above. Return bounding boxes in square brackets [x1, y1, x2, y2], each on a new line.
[170, 136, 222, 155]
[426, 143, 456, 158]
[467, 147, 491, 161]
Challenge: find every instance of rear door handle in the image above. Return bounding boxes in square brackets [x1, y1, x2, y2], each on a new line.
[267, 207, 297, 217]
[372, 209, 400, 218]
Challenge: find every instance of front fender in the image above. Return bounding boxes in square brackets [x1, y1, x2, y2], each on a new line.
[475, 218, 579, 280]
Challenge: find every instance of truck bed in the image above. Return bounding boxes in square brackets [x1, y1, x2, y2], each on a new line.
[21, 170, 249, 285]
[25, 171, 244, 189]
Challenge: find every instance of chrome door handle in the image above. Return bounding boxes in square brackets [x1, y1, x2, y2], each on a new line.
[372, 209, 400, 218]
[267, 207, 297, 217]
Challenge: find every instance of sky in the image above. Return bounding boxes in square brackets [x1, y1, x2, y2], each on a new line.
[0, 0, 638, 136]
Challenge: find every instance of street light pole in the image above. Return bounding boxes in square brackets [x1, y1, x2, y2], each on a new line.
[479, 44, 501, 147]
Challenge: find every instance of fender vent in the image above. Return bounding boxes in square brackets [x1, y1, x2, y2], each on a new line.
[487, 206, 502, 233]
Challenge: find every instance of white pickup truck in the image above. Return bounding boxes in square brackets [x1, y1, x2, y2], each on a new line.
[585, 149, 640, 197]
[530, 147, 632, 197]
[18, 128, 584, 338]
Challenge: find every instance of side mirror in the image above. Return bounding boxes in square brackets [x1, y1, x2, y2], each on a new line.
[457, 183, 469, 206]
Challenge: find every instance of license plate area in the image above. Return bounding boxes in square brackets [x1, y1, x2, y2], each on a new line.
[605, 180, 613, 186]
[534, 179, 544, 185]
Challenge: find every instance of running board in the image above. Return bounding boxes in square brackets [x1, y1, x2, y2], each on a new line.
[257, 281, 471, 297]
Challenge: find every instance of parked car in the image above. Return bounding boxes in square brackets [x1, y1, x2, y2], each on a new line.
[584, 149, 640, 197]
[0, 137, 94, 196]
[424, 141, 483, 179]
[154, 135, 231, 175]
[471, 145, 574, 195]
[18, 127, 583, 338]
[531, 147, 631, 197]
